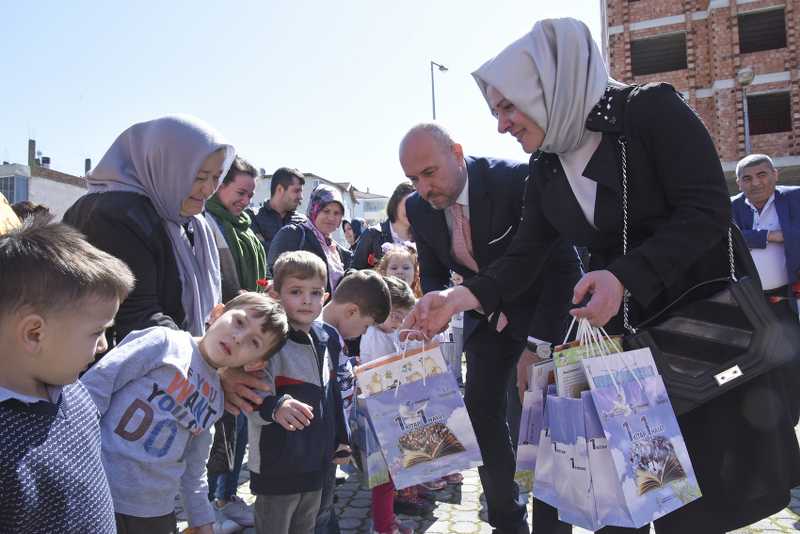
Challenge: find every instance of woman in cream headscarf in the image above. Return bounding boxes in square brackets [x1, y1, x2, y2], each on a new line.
[0, 193, 20, 235]
[408, 18, 800, 534]
[64, 115, 234, 344]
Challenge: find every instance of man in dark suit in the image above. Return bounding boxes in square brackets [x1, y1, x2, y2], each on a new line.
[399, 123, 580, 534]
[732, 154, 800, 320]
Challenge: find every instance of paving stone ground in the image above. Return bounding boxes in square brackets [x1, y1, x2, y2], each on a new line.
[177, 374, 800, 534]
[179, 451, 800, 533]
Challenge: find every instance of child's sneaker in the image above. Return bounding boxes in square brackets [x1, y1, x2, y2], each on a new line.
[419, 479, 447, 491]
[215, 495, 255, 527]
[393, 492, 434, 516]
[443, 472, 464, 484]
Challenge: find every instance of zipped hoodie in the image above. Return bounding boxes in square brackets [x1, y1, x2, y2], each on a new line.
[247, 323, 348, 495]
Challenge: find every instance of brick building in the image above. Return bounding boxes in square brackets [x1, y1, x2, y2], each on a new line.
[605, 0, 800, 187]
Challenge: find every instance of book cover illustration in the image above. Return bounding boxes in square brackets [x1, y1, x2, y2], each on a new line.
[553, 336, 622, 398]
[583, 351, 701, 527]
[364, 372, 482, 490]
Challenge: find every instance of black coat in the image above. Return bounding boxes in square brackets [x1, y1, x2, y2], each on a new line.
[407, 155, 581, 344]
[63, 191, 184, 349]
[351, 220, 394, 269]
[463, 83, 800, 530]
[267, 223, 353, 294]
[249, 204, 307, 253]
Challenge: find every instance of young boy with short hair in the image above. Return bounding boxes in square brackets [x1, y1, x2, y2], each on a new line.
[0, 220, 135, 533]
[316, 268, 392, 534]
[250, 251, 390, 534]
[81, 292, 289, 534]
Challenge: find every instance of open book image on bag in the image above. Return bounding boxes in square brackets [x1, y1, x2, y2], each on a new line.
[628, 430, 687, 495]
[398, 419, 466, 467]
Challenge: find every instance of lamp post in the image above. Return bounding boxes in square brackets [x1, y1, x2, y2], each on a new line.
[737, 67, 755, 156]
[430, 61, 448, 120]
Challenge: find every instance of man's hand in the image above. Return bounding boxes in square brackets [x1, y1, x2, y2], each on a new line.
[403, 291, 454, 338]
[192, 523, 214, 534]
[768, 230, 784, 243]
[219, 367, 272, 415]
[516, 348, 545, 402]
[275, 398, 314, 431]
[333, 443, 352, 465]
[570, 270, 624, 327]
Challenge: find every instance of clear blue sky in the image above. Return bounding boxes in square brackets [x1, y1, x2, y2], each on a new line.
[2, 1, 601, 197]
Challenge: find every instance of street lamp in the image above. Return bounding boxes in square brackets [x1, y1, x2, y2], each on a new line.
[430, 61, 448, 120]
[737, 66, 755, 155]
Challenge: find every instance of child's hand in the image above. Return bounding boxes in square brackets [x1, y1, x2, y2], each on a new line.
[275, 398, 314, 431]
[333, 444, 352, 465]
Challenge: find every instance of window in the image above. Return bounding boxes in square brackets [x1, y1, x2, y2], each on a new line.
[631, 33, 687, 76]
[0, 176, 14, 203]
[738, 8, 786, 53]
[747, 92, 791, 135]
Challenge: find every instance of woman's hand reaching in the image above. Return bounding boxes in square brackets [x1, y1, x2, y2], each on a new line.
[569, 270, 624, 327]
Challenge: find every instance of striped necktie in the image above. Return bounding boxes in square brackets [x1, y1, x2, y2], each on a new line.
[448, 203, 478, 273]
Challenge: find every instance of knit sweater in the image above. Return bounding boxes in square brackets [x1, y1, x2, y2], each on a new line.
[0, 381, 116, 534]
[81, 327, 223, 527]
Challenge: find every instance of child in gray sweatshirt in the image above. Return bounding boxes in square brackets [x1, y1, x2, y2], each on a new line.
[82, 293, 288, 534]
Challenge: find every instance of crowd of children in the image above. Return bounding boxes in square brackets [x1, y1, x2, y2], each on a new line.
[0, 217, 463, 534]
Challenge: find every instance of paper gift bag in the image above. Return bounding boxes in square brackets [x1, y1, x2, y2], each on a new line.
[532, 385, 558, 508]
[515, 359, 554, 492]
[549, 393, 600, 531]
[582, 347, 702, 528]
[355, 343, 483, 490]
[349, 396, 391, 489]
[583, 389, 634, 529]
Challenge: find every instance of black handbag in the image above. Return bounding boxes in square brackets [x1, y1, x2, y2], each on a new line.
[616, 137, 800, 415]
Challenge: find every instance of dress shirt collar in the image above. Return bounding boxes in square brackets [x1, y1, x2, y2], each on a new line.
[745, 193, 776, 215]
[0, 384, 63, 404]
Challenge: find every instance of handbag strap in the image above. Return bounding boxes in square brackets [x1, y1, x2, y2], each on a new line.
[617, 136, 737, 334]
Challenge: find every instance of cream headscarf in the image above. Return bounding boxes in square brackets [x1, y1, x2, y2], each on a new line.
[472, 18, 611, 155]
[0, 192, 20, 235]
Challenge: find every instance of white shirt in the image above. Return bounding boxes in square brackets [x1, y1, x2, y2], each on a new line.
[0, 384, 63, 404]
[558, 131, 603, 230]
[359, 326, 399, 364]
[444, 170, 470, 235]
[746, 193, 788, 290]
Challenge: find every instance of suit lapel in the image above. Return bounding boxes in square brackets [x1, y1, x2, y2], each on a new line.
[775, 189, 790, 231]
[733, 196, 755, 229]
[466, 158, 490, 269]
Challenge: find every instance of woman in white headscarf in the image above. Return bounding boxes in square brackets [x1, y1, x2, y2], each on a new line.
[408, 18, 800, 534]
[64, 115, 234, 345]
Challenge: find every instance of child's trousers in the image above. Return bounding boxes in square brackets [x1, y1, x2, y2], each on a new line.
[254, 490, 322, 534]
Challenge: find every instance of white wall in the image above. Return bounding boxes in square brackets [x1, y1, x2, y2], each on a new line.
[28, 177, 86, 219]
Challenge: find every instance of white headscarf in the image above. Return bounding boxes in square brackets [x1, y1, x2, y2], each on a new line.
[88, 115, 235, 335]
[472, 18, 610, 155]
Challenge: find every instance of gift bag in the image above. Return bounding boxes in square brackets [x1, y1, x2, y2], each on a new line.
[583, 389, 635, 528]
[532, 385, 558, 508]
[549, 392, 600, 531]
[515, 359, 554, 492]
[581, 328, 702, 528]
[355, 343, 483, 490]
[553, 325, 622, 398]
[348, 396, 391, 489]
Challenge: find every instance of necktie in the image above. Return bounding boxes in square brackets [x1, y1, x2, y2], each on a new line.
[448, 203, 479, 273]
